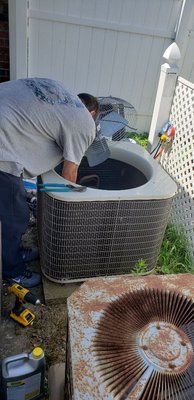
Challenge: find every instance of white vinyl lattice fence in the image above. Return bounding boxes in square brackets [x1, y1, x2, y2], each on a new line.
[160, 76, 194, 259]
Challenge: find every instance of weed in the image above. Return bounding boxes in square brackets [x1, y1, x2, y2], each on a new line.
[132, 258, 149, 275]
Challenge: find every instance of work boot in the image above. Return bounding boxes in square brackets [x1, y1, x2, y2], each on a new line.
[12, 270, 41, 288]
[20, 247, 39, 262]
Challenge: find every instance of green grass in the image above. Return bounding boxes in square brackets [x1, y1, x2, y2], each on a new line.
[156, 224, 194, 274]
[127, 132, 149, 148]
[132, 224, 194, 275]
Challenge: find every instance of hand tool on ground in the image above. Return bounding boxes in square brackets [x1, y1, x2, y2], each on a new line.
[38, 182, 87, 192]
[8, 283, 41, 327]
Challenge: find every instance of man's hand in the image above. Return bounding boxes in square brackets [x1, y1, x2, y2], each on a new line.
[61, 160, 78, 183]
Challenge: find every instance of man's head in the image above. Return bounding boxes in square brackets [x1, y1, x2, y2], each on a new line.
[78, 92, 110, 167]
[78, 93, 99, 120]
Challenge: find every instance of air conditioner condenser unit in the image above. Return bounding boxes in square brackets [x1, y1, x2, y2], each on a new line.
[38, 141, 177, 283]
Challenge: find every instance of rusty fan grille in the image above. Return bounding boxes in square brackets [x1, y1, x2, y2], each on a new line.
[92, 288, 194, 400]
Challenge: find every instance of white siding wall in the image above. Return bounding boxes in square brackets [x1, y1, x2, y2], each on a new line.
[10, 0, 187, 132]
[180, 33, 194, 82]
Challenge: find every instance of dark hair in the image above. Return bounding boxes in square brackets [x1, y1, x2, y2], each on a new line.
[78, 93, 99, 115]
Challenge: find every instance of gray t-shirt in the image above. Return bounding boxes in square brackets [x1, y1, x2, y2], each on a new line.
[0, 78, 95, 177]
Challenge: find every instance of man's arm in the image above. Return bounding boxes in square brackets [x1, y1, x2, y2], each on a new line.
[61, 160, 78, 183]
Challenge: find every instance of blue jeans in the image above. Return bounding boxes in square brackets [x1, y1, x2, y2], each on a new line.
[0, 171, 30, 279]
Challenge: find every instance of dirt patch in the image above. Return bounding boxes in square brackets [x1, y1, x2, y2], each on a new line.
[14, 303, 67, 367]
[1, 216, 67, 368]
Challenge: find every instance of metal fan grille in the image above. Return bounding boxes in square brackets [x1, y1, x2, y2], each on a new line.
[92, 289, 194, 399]
[85, 96, 136, 166]
[97, 96, 136, 141]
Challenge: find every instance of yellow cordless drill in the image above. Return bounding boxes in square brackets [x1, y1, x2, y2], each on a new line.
[8, 283, 41, 327]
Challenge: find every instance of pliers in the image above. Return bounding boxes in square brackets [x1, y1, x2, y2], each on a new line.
[38, 183, 87, 192]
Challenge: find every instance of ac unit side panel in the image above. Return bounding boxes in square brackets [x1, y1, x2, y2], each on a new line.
[40, 195, 172, 282]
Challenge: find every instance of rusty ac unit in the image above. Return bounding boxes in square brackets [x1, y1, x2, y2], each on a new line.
[66, 274, 194, 399]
